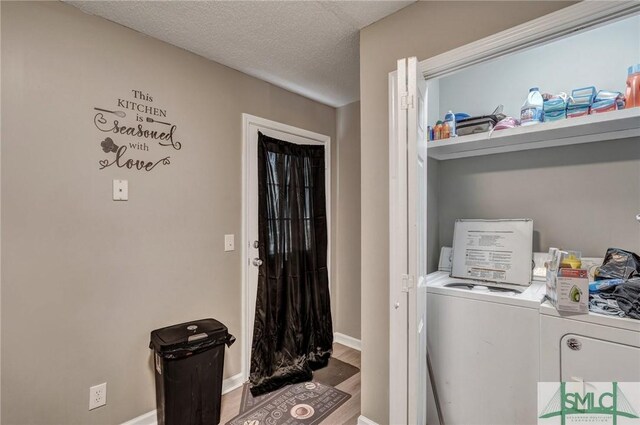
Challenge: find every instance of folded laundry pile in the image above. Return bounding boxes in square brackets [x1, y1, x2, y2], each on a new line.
[589, 293, 626, 317]
[594, 279, 640, 319]
[589, 248, 640, 319]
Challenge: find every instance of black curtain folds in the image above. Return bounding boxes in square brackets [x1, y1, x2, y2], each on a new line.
[249, 132, 333, 396]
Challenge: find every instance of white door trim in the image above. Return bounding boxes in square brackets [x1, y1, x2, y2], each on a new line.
[241, 114, 331, 382]
[389, 60, 408, 425]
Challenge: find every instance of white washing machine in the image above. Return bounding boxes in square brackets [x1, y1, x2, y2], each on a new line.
[539, 301, 640, 384]
[426, 247, 547, 425]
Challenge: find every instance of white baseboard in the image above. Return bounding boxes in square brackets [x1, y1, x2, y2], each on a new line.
[357, 415, 380, 425]
[221, 371, 245, 394]
[121, 410, 156, 425]
[334, 332, 361, 351]
[121, 372, 245, 425]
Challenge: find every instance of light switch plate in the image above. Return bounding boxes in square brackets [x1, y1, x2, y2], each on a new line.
[224, 234, 234, 252]
[113, 180, 128, 201]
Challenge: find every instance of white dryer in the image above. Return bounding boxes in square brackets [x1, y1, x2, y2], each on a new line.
[539, 301, 640, 384]
[426, 247, 547, 425]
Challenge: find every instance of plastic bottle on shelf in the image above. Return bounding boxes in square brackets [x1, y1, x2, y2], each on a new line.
[444, 110, 456, 137]
[434, 121, 443, 140]
[626, 64, 640, 108]
[520, 87, 544, 126]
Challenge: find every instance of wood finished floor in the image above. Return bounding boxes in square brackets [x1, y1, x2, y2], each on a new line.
[219, 343, 361, 424]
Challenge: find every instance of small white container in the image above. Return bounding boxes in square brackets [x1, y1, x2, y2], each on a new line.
[521, 87, 544, 126]
[444, 110, 456, 137]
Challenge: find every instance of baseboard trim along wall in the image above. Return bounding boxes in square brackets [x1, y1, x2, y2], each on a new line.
[121, 410, 157, 425]
[221, 372, 245, 394]
[334, 332, 361, 351]
[121, 372, 244, 425]
[357, 414, 380, 425]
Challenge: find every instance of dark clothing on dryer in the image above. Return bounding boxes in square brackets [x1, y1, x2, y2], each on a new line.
[589, 293, 626, 317]
[597, 278, 640, 320]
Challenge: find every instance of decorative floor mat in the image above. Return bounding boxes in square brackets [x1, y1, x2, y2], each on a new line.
[312, 358, 359, 388]
[227, 381, 351, 425]
[238, 358, 359, 413]
[239, 381, 285, 413]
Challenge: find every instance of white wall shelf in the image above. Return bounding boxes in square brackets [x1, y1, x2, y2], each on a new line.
[427, 108, 640, 160]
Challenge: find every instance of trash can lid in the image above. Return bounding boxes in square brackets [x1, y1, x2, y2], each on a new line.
[150, 318, 228, 353]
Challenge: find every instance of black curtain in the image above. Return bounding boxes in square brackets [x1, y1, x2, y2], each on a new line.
[249, 132, 333, 396]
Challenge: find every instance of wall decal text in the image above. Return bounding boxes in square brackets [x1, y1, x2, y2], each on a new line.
[93, 89, 182, 172]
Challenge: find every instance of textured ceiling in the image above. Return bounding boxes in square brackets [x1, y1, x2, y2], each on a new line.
[65, 1, 414, 107]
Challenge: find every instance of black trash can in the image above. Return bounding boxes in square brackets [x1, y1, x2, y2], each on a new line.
[150, 318, 235, 425]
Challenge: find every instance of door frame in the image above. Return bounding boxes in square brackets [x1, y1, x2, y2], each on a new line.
[389, 60, 409, 425]
[388, 1, 640, 423]
[389, 57, 428, 425]
[241, 114, 331, 381]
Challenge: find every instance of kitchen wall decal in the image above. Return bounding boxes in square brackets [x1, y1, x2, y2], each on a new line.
[93, 90, 182, 172]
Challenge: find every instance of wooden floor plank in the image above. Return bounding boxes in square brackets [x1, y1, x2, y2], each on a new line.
[219, 343, 361, 424]
[332, 343, 361, 369]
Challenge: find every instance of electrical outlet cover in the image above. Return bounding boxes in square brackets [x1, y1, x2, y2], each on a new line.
[89, 382, 107, 410]
[113, 179, 128, 201]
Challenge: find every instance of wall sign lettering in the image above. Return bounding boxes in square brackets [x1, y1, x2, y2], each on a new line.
[93, 90, 182, 172]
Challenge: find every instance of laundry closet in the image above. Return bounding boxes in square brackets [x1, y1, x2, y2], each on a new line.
[388, 3, 640, 424]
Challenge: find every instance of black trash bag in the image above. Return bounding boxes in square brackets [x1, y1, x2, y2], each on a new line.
[595, 248, 640, 280]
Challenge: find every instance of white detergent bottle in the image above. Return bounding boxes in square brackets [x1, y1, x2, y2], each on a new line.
[520, 87, 544, 126]
[444, 110, 456, 137]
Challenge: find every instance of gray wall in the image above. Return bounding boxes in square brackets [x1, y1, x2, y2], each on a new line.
[436, 14, 640, 120]
[1, 2, 338, 424]
[335, 101, 362, 339]
[359, 1, 576, 423]
[438, 138, 640, 257]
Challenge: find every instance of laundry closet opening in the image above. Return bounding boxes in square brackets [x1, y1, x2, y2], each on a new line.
[390, 5, 640, 424]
